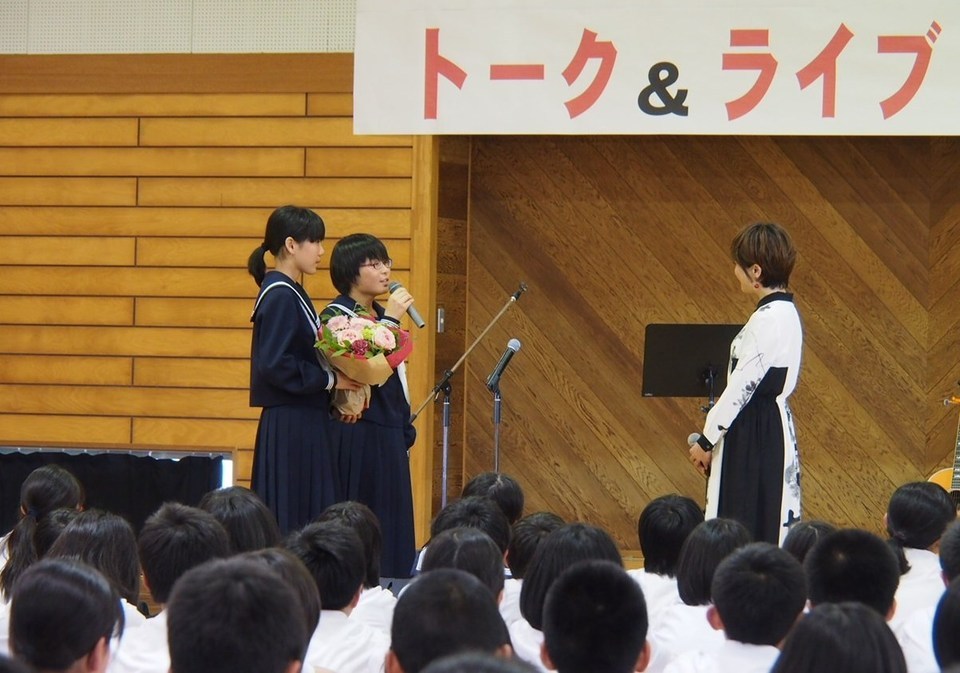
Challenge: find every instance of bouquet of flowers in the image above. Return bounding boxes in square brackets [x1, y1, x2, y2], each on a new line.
[316, 314, 412, 415]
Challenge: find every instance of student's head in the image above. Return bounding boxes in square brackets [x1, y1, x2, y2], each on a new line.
[47, 509, 140, 605]
[10, 558, 123, 673]
[781, 520, 836, 565]
[247, 205, 325, 287]
[137, 503, 231, 605]
[34, 507, 81, 559]
[771, 602, 907, 673]
[886, 482, 956, 573]
[519, 523, 622, 630]
[422, 527, 505, 598]
[636, 494, 704, 577]
[389, 569, 510, 673]
[316, 500, 383, 589]
[198, 486, 281, 554]
[507, 512, 564, 579]
[934, 576, 960, 670]
[242, 547, 322, 633]
[676, 518, 752, 606]
[421, 652, 536, 673]
[329, 233, 391, 295]
[462, 473, 525, 525]
[710, 543, 806, 646]
[284, 521, 365, 611]
[168, 557, 308, 673]
[542, 560, 649, 673]
[1, 465, 85, 599]
[0, 655, 31, 673]
[431, 496, 511, 556]
[804, 528, 899, 618]
[730, 221, 796, 290]
[940, 520, 960, 582]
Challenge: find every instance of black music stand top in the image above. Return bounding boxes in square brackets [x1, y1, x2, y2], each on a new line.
[642, 323, 743, 398]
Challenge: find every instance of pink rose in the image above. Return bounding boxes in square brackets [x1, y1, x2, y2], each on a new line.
[349, 317, 376, 329]
[336, 328, 362, 347]
[326, 315, 350, 332]
[351, 340, 370, 356]
[372, 326, 396, 351]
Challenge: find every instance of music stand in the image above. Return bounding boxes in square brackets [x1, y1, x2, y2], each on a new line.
[642, 324, 742, 407]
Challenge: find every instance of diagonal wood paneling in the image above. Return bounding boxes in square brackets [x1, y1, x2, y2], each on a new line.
[464, 136, 958, 545]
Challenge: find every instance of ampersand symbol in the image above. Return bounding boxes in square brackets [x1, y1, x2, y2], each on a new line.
[638, 61, 689, 116]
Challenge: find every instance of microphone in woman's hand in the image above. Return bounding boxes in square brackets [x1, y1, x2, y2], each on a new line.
[388, 281, 426, 329]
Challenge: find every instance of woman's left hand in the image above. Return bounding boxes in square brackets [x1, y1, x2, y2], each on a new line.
[339, 412, 361, 424]
[688, 443, 712, 476]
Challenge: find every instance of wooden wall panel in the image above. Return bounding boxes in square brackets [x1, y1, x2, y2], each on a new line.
[465, 136, 959, 545]
[0, 93, 306, 117]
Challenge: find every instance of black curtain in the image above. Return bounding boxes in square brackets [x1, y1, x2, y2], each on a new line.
[0, 452, 223, 535]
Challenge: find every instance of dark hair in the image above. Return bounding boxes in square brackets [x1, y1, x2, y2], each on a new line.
[422, 527, 505, 598]
[711, 543, 806, 645]
[247, 205, 325, 287]
[34, 507, 81, 558]
[329, 233, 390, 295]
[284, 521, 365, 611]
[542, 560, 648, 673]
[1, 465, 84, 599]
[886, 482, 956, 574]
[637, 494, 704, 577]
[676, 518, 752, 606]
[47, 509, 140, 604]
[138, 503, 231, 604]
[242, 548, 322, 633]
[771, 602, 907, 673]
[730, 222, 796, 289]
[198, 486, 281, 554]
[391, 569, 509, 673]
[940, 520, 960, 582]
[431, 496, 511, 555]
[462, 473, 525, 525]
[0, 655, 32, 673]
[168, 558, 308, 673]
[507, 512, 564, 579]
[421, 652, 537, 673]
[804, 528, 900, 616]
[781, 520, 836, 565]
[936, 577, 960, 669]
[519, 523, 622, 630]
[10, 558, 124, 671]
[316, 501, 382, 589]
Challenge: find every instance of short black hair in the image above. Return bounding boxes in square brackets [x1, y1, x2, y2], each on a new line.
[886, 482, 956, 574]
[519, 523, 622, 630]
[329, 233, 390, 295]
[421, 652, 537, 673]
[676, 518, 752, 606]
[507, 512, 564, 579]
[781, 520, 836, 565]
[10, 558, 123, 671]
[47, 509, 141, 604]
[198, 486, 281, 554]
[431, 496, 511, 555]
[711, 543, 806, 645]
[284, 521, 365, 611]
[940, 520, 960, 582]
[637, 494, 704, 577]
[391, 569, 509, 673]
[462, 473, 525, 524]
[543, 560, 648, 673]
[168, 558, 308, 673]
[316, 500, 383, 589]
[771, 602, 907, 673]
[730, 222, 796, 289]
[935, 575, 960, 669]
[0, 654, 31, 673]
[805, 528, 900, 616]
[242, 547, 322, 633]
[422, 527, 505, 598]
[138, 503, 231, 604]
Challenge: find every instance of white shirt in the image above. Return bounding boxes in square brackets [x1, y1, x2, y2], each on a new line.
[664, 640, 779, 673]
[0, 600, 9, 656]
[896, 605, 939, 673]
[508, 618, 547, 673]
[305, 610, 389, 673]
[108, 610, 169, 673]
[121, 601, 148, 632]
[350, 586, 396, 638]
[628, 569, 681, 628]
[891, 549, 944, 631]
[646, 604, 724, 673]
[500, 578, 523, 626]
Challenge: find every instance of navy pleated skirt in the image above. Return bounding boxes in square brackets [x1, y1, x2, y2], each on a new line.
[252, 404, 341, 534]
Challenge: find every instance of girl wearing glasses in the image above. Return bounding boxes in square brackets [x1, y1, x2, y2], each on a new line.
[323, 233, 418, 582]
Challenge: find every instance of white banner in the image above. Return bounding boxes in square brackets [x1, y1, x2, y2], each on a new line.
[354, 0, 959, 135]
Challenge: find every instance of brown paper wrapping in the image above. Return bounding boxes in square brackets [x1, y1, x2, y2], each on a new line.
[325, 352, 393, 416]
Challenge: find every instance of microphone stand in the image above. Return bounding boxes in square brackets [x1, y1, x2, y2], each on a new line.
[491, 384, 503, 472]
[411, 282, 527, 507]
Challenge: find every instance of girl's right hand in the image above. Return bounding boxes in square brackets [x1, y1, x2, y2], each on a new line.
[335, 374, 363, 391]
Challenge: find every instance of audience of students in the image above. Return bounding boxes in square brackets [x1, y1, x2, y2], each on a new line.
[197, 486, 282, 554]
[502, 512, 564, 626]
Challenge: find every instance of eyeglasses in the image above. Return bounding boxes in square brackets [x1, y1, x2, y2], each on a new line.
[360, 259, 393, 271]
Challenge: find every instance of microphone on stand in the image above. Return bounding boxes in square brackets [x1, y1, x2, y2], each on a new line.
[388, 281, 426, 329]
[486, 339, 522, 391]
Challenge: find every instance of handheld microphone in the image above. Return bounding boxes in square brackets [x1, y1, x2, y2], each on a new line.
[388, 281, 425, 329]
[486, 339, 522, 391]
